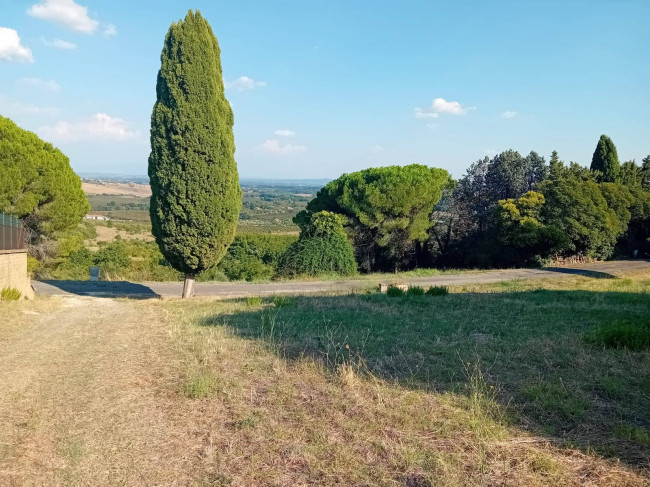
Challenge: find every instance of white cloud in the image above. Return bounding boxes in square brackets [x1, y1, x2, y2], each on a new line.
[0, 27, 34, 63]
[225, 76, 266, 91]
[39, 113, 140, 142]
[274, 129, 295, 137]
[16, 77, 61, 92]
[42, 37, 78, 49]
[0, 95, 59, 117]
[261, 139, 307, 155]
[501, 110, 517, 119]
[369, 145, 384, 153]
[28, 0, 99, 34]
[102, 24, 116, 38]
[415, 97, 474, 118]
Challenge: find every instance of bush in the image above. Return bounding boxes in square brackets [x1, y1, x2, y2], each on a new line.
[426, 285, 449, 296]
[1, 287, 21, 301]
[273, 296, 296, 307]
[386, 286, 406, 297]
[218, 234, 296, 281]
[584, 321, 650, 351]
[406, 285, 426, 296]
[276, 212, 357, 278]
[276, 234, 358, 278]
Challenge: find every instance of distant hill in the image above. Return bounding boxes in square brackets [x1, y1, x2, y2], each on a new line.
[79, 173, 329, 188]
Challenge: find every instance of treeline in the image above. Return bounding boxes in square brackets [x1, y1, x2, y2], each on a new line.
[294, 135, 650, 273]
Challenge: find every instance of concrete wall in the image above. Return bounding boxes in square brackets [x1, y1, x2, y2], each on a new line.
[0, 250, 34, 299]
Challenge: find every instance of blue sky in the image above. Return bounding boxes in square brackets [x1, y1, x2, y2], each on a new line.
[1, 0, 648, 179]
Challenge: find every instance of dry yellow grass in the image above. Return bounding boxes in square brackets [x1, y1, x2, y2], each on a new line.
[82, 181, 151, 197]
[0, 271, 648, 485]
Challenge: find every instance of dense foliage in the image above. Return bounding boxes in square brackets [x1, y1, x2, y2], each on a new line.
[590, 134, 620, 183]
[277, 211, 357, 277]
[148, 10, 241, 278]
[216, 234, 297, 281]
[298, 165, 452, 271]
[0, 115, 89, 237]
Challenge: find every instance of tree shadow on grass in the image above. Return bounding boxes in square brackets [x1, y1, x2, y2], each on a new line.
[542, 267, 617, 279]
[199, 288, 650, 472]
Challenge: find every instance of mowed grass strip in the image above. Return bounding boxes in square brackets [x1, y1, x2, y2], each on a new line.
[162, 269, 650, 485]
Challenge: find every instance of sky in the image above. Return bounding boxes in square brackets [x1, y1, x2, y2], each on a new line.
[1, 0, 649, 179]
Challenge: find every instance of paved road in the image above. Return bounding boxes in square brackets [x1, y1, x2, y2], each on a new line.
[32, 260, 650, 299]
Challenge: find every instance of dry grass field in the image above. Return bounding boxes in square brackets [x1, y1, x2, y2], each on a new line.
[1, 270, 648, 486]
[82, 182, 152, 197]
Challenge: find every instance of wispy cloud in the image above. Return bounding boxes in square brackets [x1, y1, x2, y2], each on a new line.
[102, 23, 116, 38]
[0, 95, 59, 117]
[16, 77, 61, 92]
[415, 97, 474, 118]
[274, 129, 296, 137]
[28, 0, 99, 34]
[225, 76, 266, 91]
[0, 27, 34, 63]
[39, 113, 140, 142]
[42, 37, 78, 50]
[501, 110, 517, 119]
[261, 139, 306, 155]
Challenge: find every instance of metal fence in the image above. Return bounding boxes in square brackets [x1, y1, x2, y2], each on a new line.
[0, 213, 28, 251]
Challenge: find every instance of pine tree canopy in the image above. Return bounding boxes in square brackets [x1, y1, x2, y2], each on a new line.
[148, 10, 242, 276]
[0, 115, 89, 237]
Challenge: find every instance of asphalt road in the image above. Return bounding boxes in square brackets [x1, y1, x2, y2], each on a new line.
[32, 260, 650, 299]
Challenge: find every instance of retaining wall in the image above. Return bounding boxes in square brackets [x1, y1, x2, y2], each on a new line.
[0, 250, 34, 299]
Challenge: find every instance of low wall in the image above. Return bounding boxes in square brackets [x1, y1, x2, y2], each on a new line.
[0, 250, 34, 299]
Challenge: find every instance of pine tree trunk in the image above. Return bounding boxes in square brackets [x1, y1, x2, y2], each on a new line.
[182, 274, 195, 298]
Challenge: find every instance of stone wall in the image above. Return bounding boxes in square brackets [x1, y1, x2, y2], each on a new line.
[0, 250, 34, 299]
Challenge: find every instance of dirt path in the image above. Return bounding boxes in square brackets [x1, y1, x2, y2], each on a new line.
[0, 297, 204, 486]
[33, 259, 650, 298]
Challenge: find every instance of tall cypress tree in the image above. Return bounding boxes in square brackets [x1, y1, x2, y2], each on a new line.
[149, 10, 242, 297]
[590, 134, 620, 182]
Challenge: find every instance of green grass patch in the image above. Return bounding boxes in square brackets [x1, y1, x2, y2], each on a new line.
[181, 370, 219, 399]
[426, 285, 449, 296]
[584, 321, 650, 351]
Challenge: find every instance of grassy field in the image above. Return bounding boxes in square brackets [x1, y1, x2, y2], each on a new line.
[1, 270, 648, 485]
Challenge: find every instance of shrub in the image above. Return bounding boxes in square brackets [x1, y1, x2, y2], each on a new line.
[218, 234, 296, 281]
[246, 296, 263, 307]
[584, 321, 650, 351]
[276, 234, 357, 278]
[276, 212, 357, 278]
[406, 285, 426, 296]
[426, 285, 449, 296]
[273, 296, 296, 308]
[386, 286, 406, 297]
[1, 287, 21, 301]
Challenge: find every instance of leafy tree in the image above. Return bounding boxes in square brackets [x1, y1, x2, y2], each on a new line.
[0, 115, 89, 238]
[590, 134, 620, 182]
[300, 164, 452, 271]
[549, 150, 563, 180]
[619, 161, 642, 188]
[277, 211, 357, 277]
[148, 10, 242, 297]
[495, 191, 568, 265]
[539, 177, 622, 259]
[430, 150, 548, 267]
[641, 155, 650, 190]
[216, 234, 296, 282]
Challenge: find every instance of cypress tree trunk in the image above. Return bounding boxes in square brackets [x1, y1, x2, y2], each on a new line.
[182, 274, 195, 299]
[148, 10, 242, 298]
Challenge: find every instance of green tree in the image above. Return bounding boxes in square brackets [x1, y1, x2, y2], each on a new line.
[549, 150, 563, 180]
[641, 155, 650, 190]
[148, 10, 242, 297]
[539, 178, 622, 259]
[619, 161, 642, 188]
[0, 115, 89, 238]
[495, 191, 568, 265]
[277, 211, 357, 277]
[590, 134, 620, 182]
[300, 164, 452, 271]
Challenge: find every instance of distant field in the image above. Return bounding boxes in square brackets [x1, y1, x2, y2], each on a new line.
[84, 179, 314, 233]
[82, 181, 152, 197]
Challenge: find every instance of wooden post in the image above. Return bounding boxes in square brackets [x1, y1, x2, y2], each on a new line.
[182, 273, 195, 298]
